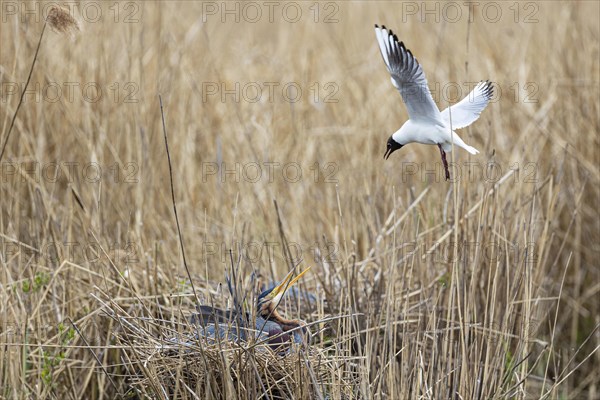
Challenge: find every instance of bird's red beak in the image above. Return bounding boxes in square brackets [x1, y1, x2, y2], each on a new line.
[384, 148, 392, 160]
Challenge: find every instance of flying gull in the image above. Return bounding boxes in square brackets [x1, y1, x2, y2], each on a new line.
[376, 24, 493, 180]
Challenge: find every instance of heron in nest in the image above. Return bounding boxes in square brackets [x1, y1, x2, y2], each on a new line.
[192, 267, 311, 349]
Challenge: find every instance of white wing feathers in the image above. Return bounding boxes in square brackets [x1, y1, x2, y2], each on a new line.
[441, 80, 494, 129]
[374, 24, 443, 124]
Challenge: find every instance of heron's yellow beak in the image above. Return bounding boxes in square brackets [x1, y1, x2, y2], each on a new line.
[268, 266, 311, 305]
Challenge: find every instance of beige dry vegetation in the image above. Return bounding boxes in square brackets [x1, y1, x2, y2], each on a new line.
[1, 1, 599, 399]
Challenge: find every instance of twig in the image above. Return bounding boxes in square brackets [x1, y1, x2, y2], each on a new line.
[67, 317, 121, 394]
[0, 22, 47, 162]
[273, 199, 297, 272]
[159, 94, 200, 307]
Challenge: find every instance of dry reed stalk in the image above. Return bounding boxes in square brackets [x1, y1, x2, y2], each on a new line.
[0, 6, 79, 162]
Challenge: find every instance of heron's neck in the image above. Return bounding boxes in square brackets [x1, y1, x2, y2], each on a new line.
[279, 318, 303, 332]
[264, 308, 302, 331]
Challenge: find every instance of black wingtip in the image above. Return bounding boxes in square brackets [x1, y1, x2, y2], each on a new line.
[481, 80, 494, 98]
[377, 25, 418, 62]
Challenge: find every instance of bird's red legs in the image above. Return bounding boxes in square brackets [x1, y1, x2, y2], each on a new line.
[438, 144, 450, 181]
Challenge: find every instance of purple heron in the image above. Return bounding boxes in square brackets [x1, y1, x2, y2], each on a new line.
[192, 267, 311, 348]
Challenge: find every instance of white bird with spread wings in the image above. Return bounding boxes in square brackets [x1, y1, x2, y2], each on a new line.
[376, 24, 493, 180]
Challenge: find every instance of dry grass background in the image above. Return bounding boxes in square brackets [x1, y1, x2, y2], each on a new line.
[1, 1, 599, 399]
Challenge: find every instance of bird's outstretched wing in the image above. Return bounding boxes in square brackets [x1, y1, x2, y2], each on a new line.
[441, 81, 493, 129]
[375, 24, 442, 124]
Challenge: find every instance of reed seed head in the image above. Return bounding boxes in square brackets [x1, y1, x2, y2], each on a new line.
[46, 6, 80, 36]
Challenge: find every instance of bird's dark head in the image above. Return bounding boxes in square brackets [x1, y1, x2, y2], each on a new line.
[257, 267, 311, 319]
[384, 136, 403, 160]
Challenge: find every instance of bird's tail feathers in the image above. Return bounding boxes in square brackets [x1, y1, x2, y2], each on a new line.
[463, 145, 479, 155]
[442, 142, 480, 155]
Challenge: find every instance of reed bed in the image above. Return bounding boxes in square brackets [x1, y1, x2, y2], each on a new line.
[1, 1, 598, 399]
